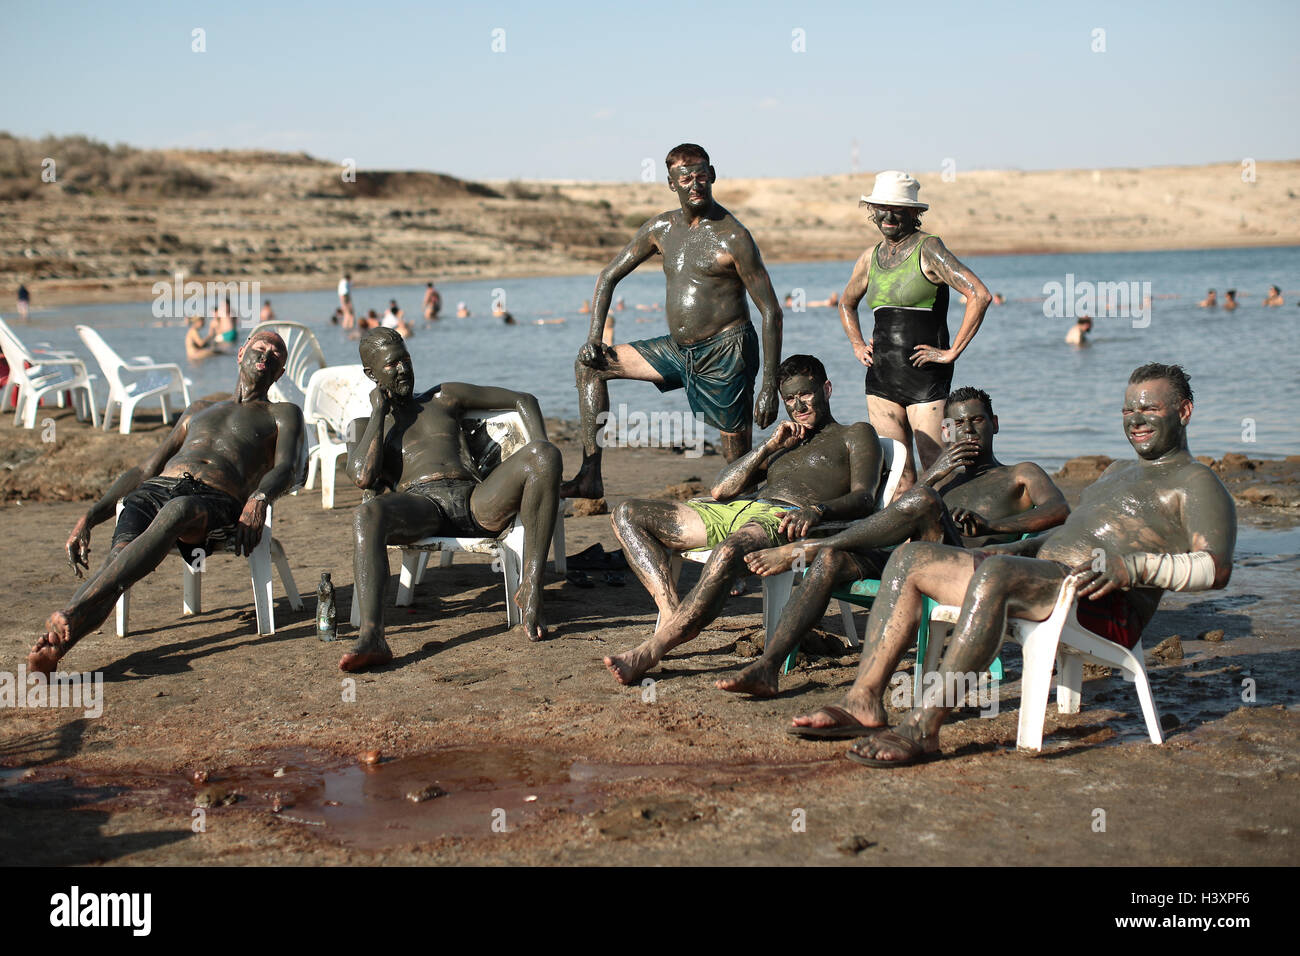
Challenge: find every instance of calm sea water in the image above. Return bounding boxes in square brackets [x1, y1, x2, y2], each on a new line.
[18, 245, 1300, 472]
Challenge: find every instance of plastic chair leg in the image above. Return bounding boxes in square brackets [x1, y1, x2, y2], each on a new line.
[1015, 620, 1061, 751]
[1129, 652, 1165, 744]
[247, 542, 275, 635]
[1056, 653, 1083, 714]
[838, 600, 860, 646]
[116, 587, 130, 637]
[501, 546, 522, 627]
[270, 538, 302, 610]
[396, 551, 422, 606]
[182, 552, 202, 615]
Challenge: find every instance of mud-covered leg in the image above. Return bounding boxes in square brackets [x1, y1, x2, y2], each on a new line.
[611, 499, 708, 621]
[790, 541, 975, 732]
[472, 440, 561, 642]
[342, 492, 445, 672]
[859, 555, 1065, 763]
[867, 394, 915, 498]
[31, 498, 211, 674]
[561, 345, 664, 500]
[718, 547, 861, 697]
[605, 523, 768, 685]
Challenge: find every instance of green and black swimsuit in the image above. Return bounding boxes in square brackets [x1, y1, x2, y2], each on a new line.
[863, 234, 952, 405]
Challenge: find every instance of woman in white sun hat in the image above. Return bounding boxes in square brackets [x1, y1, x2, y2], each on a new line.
[838, 170, 991, 496]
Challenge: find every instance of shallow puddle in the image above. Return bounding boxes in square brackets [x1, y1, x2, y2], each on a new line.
[0, 747, 834, 851]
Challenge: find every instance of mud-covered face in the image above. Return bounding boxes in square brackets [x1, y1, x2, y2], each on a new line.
[366, 339, 415, 399]
[868, 204, 920, 241]
[944, 398, 997, 455]
[1122, 379, 1190, 460]
[237, 334, 286, 387]
[779, 373, 831, 428]
[669, 161, 715, 213]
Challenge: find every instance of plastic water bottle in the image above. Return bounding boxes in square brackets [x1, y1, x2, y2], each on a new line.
[316, 572, 336, 642]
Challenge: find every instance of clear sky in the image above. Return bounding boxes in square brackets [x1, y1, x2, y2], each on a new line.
[4, 0, 1297, 181]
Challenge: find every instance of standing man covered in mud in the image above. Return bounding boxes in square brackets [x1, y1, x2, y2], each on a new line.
[560, 144, 783, 500]
[30, 330, 304, 674]
[342, 328, 561, 671]
[790, 364, 1236, 765]
[604, 355, 879, 686]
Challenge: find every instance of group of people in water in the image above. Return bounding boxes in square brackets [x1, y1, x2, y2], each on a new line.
[28, 145, 1239, 768]
[1199, 286, 1286, 310]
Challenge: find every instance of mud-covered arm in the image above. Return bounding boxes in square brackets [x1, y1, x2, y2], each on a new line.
[956, 464, 1070, 537]
[918, 237, 991, 364]
[1076, 469, 1236, 598]
[65, 402, 205, 574]
[584, 221, 660, 348]
[439, 382, 548, 443]
[710, 423, 801, 500]
[838, 248, 874, 366]
[732, 228, 783, 429]
[235, 402, 306, 556]
[348, 389, 389, 489]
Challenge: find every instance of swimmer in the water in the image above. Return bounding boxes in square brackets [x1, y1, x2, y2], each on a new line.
[1198, 289, 1217, 308]
[1263, 285, 1284, 307]
[1065, 315, 1093, 346]
[1223, 289, 1238, 312]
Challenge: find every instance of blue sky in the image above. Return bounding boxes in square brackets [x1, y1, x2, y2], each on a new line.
[4, 0, 1297, 181]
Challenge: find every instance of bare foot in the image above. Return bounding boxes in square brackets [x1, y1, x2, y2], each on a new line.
[339, 634, 394, 672]
[745, 543, 799, 577]
[29, 612, 73, 675]
[559, 472, 603, 501]
[729, 576, 748, 597]
[790, 695, 884, 730]
[603, 645, 657, 686]
[513, 585, 549, 642]
[715, 661, 779, 697]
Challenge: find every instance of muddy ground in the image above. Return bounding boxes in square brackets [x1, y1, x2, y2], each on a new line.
[1, 407, 1296, 866]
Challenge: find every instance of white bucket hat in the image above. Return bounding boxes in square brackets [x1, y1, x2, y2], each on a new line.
[859, 170, 928, 210]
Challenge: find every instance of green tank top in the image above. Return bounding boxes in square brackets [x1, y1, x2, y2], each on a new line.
[865, 234, 940, 311]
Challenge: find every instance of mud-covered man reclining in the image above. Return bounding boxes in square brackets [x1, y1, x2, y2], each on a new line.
[789, 364, 1236, 764]
[716, 385, 1069, 697]
[341, 327, 561, 671]
[30, 329, 304, 674]
[604, 354, 881, 686]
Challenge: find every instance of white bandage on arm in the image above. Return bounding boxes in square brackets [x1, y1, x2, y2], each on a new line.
[1120, 551, 1217, 591]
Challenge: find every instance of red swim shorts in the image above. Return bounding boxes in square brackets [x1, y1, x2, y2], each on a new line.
[1073, 590, 1144, 649]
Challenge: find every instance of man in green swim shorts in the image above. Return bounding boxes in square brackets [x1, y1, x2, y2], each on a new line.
[604, 355, 882, 686]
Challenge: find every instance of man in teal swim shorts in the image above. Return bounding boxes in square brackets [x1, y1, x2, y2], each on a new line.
[561, 143, 784, 501]
[604, 355, 882, 686]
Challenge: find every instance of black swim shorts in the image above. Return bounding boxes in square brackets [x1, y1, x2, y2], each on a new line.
[405, 478, 492, 537]
[113, 473, 245, 563]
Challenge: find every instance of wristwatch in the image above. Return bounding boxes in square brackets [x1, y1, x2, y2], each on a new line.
[250, 490, 268, 503]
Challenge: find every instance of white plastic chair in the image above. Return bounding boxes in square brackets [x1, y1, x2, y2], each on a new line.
[349, 407, 566, 627]
[114, 502, 302, 637]
[926, 576, 1163, 750]
[661, 436, 907, 636]
[0, 316, 99, 429]
[302, 364, 375, 509]
[259, 321, 327, 407]
[76, 325, 191, 434]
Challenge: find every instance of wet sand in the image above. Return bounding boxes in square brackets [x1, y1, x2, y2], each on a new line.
[1, 408, 1297, 866]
